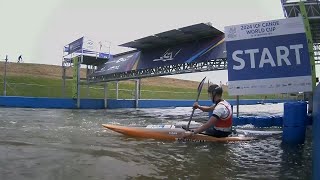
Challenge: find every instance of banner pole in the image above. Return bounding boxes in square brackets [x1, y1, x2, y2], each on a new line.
[3, 55, 8, 96]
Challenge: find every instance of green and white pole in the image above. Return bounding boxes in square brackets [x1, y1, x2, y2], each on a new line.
[299, 1, 316, 91]
[299, 1, 316, 113]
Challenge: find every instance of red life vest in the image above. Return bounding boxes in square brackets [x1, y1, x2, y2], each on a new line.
[214, 101, 233, 131]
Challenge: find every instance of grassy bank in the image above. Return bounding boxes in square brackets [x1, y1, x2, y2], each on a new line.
[0, 75, 199, 99]
[0, 74, 290, 100]
[0, 62, 296, 100]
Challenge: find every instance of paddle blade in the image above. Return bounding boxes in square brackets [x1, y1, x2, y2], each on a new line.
[197, 77, 207, 94]
[187, 76, 207, 131]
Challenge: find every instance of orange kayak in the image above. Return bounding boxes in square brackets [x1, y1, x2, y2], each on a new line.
[102, 124, 256, 142]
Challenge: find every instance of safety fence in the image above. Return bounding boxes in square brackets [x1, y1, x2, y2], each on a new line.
[0, 81, 304, 101]
[0, 81, 198, 100]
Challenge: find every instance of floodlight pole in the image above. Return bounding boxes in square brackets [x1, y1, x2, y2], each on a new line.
[3, 55, 8, 96]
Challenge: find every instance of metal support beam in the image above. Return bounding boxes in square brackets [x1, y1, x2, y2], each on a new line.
[104, 82, 108, 109]
[62, 62, 66, 97]
[86, 65, 90, 97]
[135, 79, 139, 108]
[116, 81, 119, 99]
[3, 55, 8, 96]
[281, 1, 320, 65]
[236, 95, 240, 117]
[88, 58, 227, 83]
[313, 83, 320, 180]
[138, 78, 141, 99]
[77, 56, 81, 108]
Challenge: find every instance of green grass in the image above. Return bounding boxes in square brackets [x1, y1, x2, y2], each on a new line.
[0, 75, 294, 100]
[0, 75, 199, 99]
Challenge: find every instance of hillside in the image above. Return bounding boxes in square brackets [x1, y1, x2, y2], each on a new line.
[0, 62, 281, 100]
[0, 62, 201, 89]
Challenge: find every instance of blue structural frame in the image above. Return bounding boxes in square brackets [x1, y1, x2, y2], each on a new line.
[313, 84, 320, 180]
[0, 96, 104, 109]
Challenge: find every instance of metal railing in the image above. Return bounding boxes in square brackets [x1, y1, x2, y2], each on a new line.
[0, 81, 301, 100]
[0, 81, 198, 99]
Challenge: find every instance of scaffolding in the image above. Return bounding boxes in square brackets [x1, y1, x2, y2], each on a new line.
[62, 37, 111, 108]
[281, 0, 320, 64]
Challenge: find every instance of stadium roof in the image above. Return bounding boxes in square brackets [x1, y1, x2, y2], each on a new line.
[119, 23, 224, 50]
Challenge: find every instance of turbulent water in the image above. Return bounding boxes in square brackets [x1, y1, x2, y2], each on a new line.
[0, 104, 312, 180]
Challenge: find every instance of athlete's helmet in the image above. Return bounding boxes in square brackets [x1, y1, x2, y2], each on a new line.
[208, 84, 223, 96]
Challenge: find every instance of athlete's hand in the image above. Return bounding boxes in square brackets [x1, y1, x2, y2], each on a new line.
[193, 102, 200, 109]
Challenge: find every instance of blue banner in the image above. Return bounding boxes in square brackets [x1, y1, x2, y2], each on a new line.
[95, 51, 141, 76]
[227, 33, 310, 81]
[225, 17, 312, 95]
[68, 37, 83, 54]
[94, 35, 226, 75]
[138, 36, 225, 69]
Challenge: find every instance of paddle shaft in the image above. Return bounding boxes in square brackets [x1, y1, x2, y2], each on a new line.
[186, 82, 204, 131]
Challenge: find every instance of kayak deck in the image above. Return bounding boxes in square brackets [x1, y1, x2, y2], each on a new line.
[102, 124, 256, 142]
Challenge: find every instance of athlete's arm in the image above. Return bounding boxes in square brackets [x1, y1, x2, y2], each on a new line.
[193, 102, 215, 112]
[182, 116, 218, 138]
[193, 116, 218, 134]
